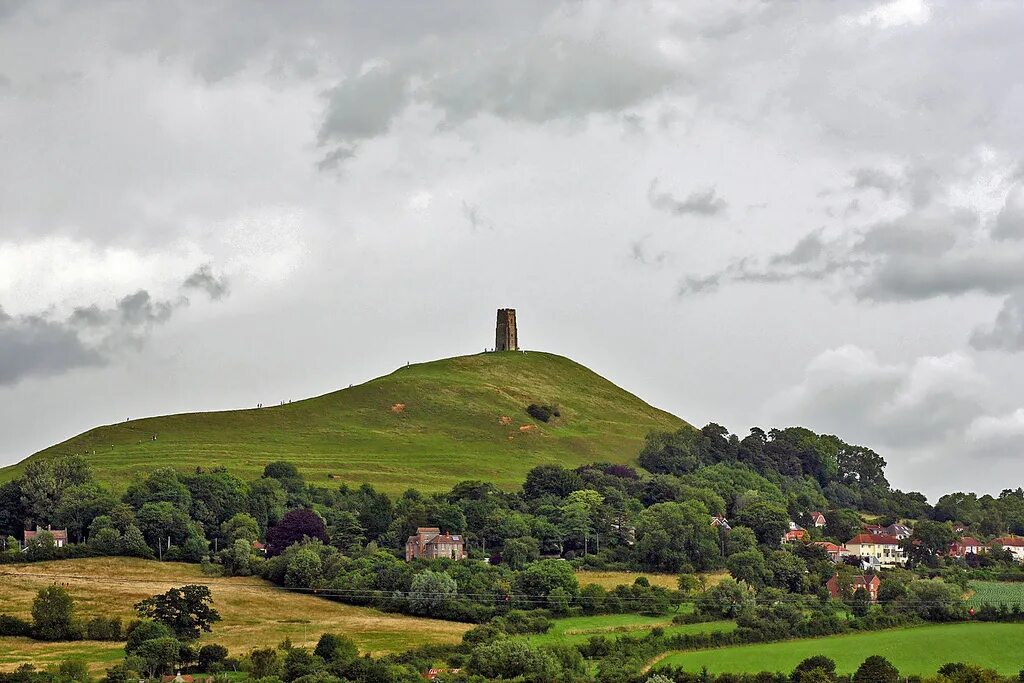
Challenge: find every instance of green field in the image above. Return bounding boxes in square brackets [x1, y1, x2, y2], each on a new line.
[524, 613, 735, 647]
[656, 623, 1024, 675]
[967, 581, 1024, 608]
[0, 352, 685, 494]
[0, 558, 470, 672]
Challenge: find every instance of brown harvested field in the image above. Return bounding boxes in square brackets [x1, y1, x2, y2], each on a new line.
[575, 569, 728, 591]
[0, 558, 470, 672]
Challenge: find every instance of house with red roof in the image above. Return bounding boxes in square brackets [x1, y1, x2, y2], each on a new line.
[812, 541, 845, 562]
[845, 533, 906, 567]
[23, 525, 68, 549]
[783, 521, 807, 544]
[949, 537, 984, 558]
[810, 512, 827, 527]
[991, 536, 1024, 562]
[826, 573, 880, 602]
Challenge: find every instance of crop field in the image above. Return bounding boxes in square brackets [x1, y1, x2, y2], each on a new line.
[0, 558, 470, 672]
[0, 352, 685, 495]
[656, 623, 1024, 676]
[967, 581, 1024, 608]
[523, 613, 735, 647]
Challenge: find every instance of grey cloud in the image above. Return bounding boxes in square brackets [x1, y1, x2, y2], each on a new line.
[647, 180, 727, 218]
[630, 237, 668, 267]
[461, 201, 493, 232]
[853, 167, 900, 196]
[771, 230, 825, 265]
[853, 212, 968, 257]
[857, 253, 1024, 302]
[0, 307, 105, 385]
[971, 292, 1024, 351]
[183, 264, 230, 300]
[316, 15, 683, 159]
[993, 184, 1024, 240]
[0, 266, 229, 385]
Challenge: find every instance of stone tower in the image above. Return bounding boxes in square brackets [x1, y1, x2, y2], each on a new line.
[495, 308, 518, 351]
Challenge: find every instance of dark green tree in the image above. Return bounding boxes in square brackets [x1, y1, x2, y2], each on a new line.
[135, 585, 221, 640]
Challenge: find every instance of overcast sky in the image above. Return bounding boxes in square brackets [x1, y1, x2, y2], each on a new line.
[2, 0, 1023, 499]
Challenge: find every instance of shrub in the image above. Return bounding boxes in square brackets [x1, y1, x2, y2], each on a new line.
[526, 404, 560, 423]
[0, 614, 32, 637]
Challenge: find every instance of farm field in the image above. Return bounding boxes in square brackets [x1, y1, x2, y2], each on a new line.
[523, 613, 735, 647]
[0, 352, 686, 495]
[656, 623, 1024, 676]
[576, 569, 728, 591]
[0, 558, 470, 672]
[967, 581, 1024, 608]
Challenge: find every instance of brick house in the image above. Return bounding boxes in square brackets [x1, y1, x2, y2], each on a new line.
[406, 527, 466, 561]
[845, 533, 906, 567]
[826, 573, 880, 602]
[23, 525, 68, 549]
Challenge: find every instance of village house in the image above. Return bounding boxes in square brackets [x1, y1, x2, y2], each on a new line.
[710, 515, 731, 531]
[810, 511, 827, 528]
[812, 541, 845, 562]
[406, 527, 467, 561]
[826, 573, 880, 602]
[161, 674, 193, 683]
[990, 536, 1024, 562]
[949, 536, 984, 558]
[845, 533, 906, 567]
[783, 521, 807, 543]
[23, 525, 68, 549]
[883, 523, 912, 540]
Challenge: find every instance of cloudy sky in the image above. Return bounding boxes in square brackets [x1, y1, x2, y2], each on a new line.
[2, 0, 1023, 499]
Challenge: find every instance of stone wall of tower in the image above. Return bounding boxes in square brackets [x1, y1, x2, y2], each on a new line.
[495, 308, 518, 351]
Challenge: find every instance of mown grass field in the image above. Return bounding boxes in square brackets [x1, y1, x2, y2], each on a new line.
[656, 623, 1024, 675]
[0, 352, 685, 495]
[0, 558, 470, 672]
[967, 581, 1024, 608]
[523, 613, 735, 647]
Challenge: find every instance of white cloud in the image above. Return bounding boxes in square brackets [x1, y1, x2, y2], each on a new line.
[848, 0, 932, 29]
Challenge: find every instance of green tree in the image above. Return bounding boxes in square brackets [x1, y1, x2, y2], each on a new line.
[694, 578, 753, 618]
[502, 537, 541, 570]
[221, 513, 261, 544]
[122, 524, 154, 558]
[792, 656, 837, 683]
[735, 501, 790, 546]
[727, 549, 771, 589]
[87, 527, 122, 555]
[313, 633, 357, 664]
[725, 526, 758, 556]
[135, 585, 221, 640]
[852, 656, 899, 683]
[409, 570, 458, 615]
[249, 648, 282, 679]
[851, 587, 871, 617]
[32, 585, 79, 641]
[198, 644, 229, 671]
[284, 547, 323, 589]
[135, 637, 184, 678]
[635, 500, 720, 572]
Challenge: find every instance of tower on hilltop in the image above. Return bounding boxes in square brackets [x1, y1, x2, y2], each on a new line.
[495, 309, 518, 351]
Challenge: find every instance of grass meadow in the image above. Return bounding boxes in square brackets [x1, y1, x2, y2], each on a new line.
[0, 558, 470, 672]
[523, 613, 736, 647]
[656, 623, 1024, 676]
[0, 352, 685, 495]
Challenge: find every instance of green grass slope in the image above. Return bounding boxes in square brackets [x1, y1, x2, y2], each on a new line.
[0, 352, 685, 494]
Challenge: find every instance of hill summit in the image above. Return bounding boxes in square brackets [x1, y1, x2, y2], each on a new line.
[0, 352, 686, 494]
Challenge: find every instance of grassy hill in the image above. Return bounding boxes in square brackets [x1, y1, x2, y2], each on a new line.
[0, 351, 685, 494]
